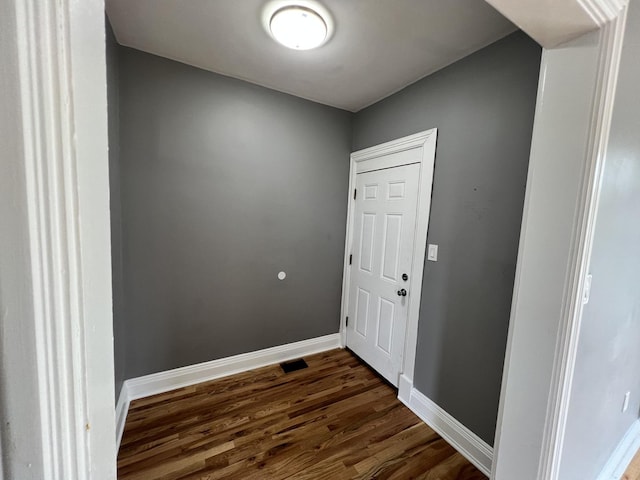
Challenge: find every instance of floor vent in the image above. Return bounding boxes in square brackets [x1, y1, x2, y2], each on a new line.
[280, 358, 308, 373]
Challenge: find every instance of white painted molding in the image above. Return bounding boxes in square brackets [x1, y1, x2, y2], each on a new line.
[486, 0, 627, 47]
[401, 386, 493, 477]
[5, 0, 116, 478]
[597, 419, 640, 480]
[125, 334, 341, 401]
[537, 7, 629, 479]
[339, 129, 437, 387]
[115, 384, 130, 451]
[350, 130, 436, 163]
[16, 1, 90, 475]
[580, 0, 627, 26]
[397, 374, 412, 405]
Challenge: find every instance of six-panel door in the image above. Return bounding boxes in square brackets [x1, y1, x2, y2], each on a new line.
[346, 163, 420, 386]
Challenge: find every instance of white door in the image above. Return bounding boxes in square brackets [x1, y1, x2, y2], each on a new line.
[346, 162, 421, 386]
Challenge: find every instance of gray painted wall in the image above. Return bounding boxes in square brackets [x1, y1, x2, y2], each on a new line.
[109, 30, 541, 447]
[352, 31, 541, 444]
[560, 2, 640, 478]
[117, 47, 352, 379]
[107, 19, 126, 400]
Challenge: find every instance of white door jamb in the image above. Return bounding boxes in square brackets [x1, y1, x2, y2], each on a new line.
[491, 2, 629, 479]
[1, 0, 116, 478]
[339, 129, 437, 399]
[536, 6, 628, 479]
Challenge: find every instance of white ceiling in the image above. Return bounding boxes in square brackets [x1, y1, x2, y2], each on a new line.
[106, 0, 517, 112]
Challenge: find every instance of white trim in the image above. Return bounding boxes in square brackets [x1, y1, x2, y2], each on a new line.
[397, 374, 413, 405]
[597, 420, 640, 480]
[115, 384, 130, 451]
[485, 0, 627, 48]
[5, 0, 116, 478]
[350, 130, 437, 163]
[400, 385, 493, 477]
[125, 334, 341, 401]
[537, 8, 628, 479]
[579, 0, 627, 26]
[339, 129, 437, 386]
[17, 1, 91, 475]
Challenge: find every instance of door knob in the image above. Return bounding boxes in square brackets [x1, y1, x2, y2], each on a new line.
[397, 288, 407, 297]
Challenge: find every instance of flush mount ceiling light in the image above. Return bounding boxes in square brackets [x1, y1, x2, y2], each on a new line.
[263, 2, 333, 50]
[270, 6, 326, 50]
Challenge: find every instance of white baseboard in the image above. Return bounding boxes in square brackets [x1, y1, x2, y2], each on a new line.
[115, 382, 130, 451]
[401, 385, 493, 477]
[126, 333, 341, 400]
[398, 374, 412, 405]
[597, 419, 640, 480]
[115, 334, 341, 450]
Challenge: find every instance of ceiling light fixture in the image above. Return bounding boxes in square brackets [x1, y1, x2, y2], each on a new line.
[269, 5, 328, 50]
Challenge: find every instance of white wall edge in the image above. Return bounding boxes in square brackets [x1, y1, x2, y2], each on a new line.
[492, 6, 629, 479]
[597, 419, 640, 480]
[404, 385, 493, 477]
[115, 384, 130, 451]
[537, 7, 629, 479]
[124, 333, 341, 402]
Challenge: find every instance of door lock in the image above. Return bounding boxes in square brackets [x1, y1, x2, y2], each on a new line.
[402, 273, 408, 281]
[397, 288, 407, 297]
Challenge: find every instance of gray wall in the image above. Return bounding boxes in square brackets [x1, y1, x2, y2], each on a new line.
[107, 19, 126, 400]
[353, 31, 541, 444]
[560, 2, 640, 478]
[117, 47, 352, 379]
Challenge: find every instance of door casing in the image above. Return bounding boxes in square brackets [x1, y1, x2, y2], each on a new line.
[339, 129, 437, 397]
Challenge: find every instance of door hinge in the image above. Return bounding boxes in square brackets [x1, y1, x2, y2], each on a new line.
[349, 254, 352, 265]
[354, 189, 357, 200]
[346, 316, 349, 327]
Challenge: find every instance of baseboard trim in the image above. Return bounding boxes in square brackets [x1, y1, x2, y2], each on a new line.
[125, 333, 341, 401]
[402, 385, 493, 477]
[115, 383, 130, 451]
[597, 419, 640, 480]
[115, 334, 341, 450]
[398, 374, 412, 405]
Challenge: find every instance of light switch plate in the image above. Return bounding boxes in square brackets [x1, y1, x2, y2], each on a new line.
[427, 244, 438, 262]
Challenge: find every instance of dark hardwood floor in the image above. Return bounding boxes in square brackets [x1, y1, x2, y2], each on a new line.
[118, 349, 487, 480]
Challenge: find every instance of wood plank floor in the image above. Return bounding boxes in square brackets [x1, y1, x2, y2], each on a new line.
[118, 349, 487, 480]
[623, 447, 640, 480]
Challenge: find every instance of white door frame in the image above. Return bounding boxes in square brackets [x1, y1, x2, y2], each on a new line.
[491, 3, 629, 479]
[0, 0, 116, 478]
[339, 129, 437, 396]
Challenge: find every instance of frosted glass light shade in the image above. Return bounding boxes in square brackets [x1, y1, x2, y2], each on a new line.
[269, 6, 328, 50]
